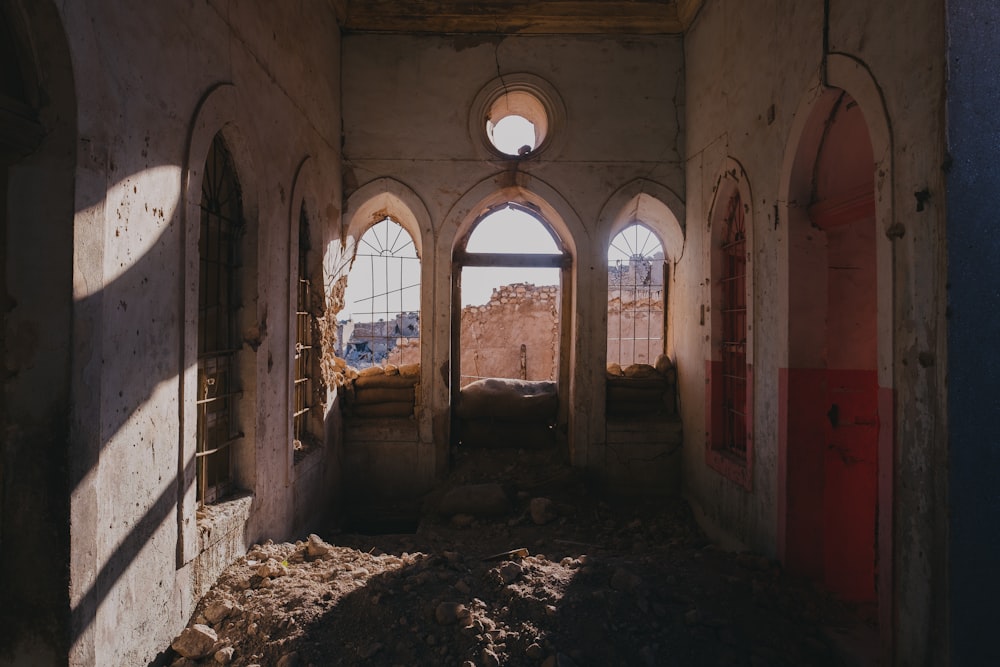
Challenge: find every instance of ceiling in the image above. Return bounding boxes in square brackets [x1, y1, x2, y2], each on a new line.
[333, 1, 703, 35]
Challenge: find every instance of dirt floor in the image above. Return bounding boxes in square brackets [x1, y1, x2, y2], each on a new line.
[164, 449, 877, 667]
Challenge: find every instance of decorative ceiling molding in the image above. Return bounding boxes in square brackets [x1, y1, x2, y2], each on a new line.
[340, 1, 687, 35]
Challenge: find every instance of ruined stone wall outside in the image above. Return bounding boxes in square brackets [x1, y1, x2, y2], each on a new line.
[460, 283, 559, 385]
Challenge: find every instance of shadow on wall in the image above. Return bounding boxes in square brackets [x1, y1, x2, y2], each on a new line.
[4, 8, 339, 664]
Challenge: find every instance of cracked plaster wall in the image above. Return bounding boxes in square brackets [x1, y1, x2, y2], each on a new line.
[681, 0, 948, 663]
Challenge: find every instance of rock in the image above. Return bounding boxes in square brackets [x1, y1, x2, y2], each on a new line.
[257, 559, 288, 578]
[439, 483, 511, 517]
[306, 534, 332, 559]
[610, 567, 642, 592]
[170, 659, 198, 667]
[276, 652, 300, 667]
[171, 624, 218, 660]
[530, 497, 558, 525]
[684, 608, 701, 625]
[526, 642, 545, 659]
[214, 646, 235, 664]
[498, 561, 523, 585]
[204, 600, 234, 626]
[435, 601, 467, 625]
[455, 579, 471, 594]
[481, 647, 501, 667]
[451, 513, 475, 528]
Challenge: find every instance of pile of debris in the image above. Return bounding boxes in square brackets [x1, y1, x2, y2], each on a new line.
[163, 459, 871, 666]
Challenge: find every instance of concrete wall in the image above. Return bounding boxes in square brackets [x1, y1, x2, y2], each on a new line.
[680, 0, 948, 662]
[341, 32, 686, 483]
[6, 1, 347, 665]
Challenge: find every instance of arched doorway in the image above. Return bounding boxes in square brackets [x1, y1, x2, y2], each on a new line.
[782, 88, 880, 603]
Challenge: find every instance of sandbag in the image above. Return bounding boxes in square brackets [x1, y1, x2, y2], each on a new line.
[607, 363, 624, 377]
[606, 400, 666, 417]
[353, 386, 415, 405]
[607, 385, 665, 404]
[354, 373, 420, 390]
[347, 401, 414, 418]
[623, 363, 663, 379]
[606, 376, 668, 391]
[653, 354, 674, 375]
[398, 363, 421, 378]
[455, 378, 558, 420]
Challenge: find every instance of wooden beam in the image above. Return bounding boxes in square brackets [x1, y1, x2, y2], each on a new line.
[675, 0, 704, 29]
[342, 1, 684, 34]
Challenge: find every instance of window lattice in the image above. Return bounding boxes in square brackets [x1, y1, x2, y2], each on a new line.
[721, 193, 747, 455]
[608, 224, 665, 366]
[196, 135, 244, 505]
[340, 218, 420, 368]
[293, 207, 316, 448]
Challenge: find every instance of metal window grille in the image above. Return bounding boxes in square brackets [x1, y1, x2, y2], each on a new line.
[608, 224, 666, 366]
[293, 207, 314, 444]
[721, 193, 747, 455]
[342, 217, 420, 368]
[196, 135, 244, 505]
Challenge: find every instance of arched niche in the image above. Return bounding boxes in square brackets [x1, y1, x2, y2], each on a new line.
[777, 53, 894, 655]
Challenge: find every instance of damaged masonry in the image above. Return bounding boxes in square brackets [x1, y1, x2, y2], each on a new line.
[0, 1, 994, 665]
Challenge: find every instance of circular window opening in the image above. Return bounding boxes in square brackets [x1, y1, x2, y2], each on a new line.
[486, 90, 549, 157]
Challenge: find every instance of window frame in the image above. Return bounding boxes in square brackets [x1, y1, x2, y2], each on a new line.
[607, 222, 668, 368]
[705, 169, 754, 490]
[292, 205, 323, 460]
[338, 215, 422, 370]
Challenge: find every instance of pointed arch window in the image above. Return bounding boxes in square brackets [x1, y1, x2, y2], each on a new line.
[607, 223, 666, 366]
[706, 183, 753, 489]
[197, 135, 246, 505]
[720, 194, 748, 455]
[453, 204, 568, 387]
[339, 217, 421, 368]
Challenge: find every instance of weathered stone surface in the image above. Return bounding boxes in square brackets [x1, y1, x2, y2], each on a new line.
[171, 624, 218, 659]
[439, 483, 511, 517]
[204, 600, 234, 626]
[306, 533, 332, 559]
[498, 561, 523, 585]
[257, 559, 288, 578]
[481, 647, 501, 667]
[214, 646, 235, 664]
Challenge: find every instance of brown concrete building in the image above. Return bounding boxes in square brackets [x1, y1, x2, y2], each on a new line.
[0, 0, 995, 664]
